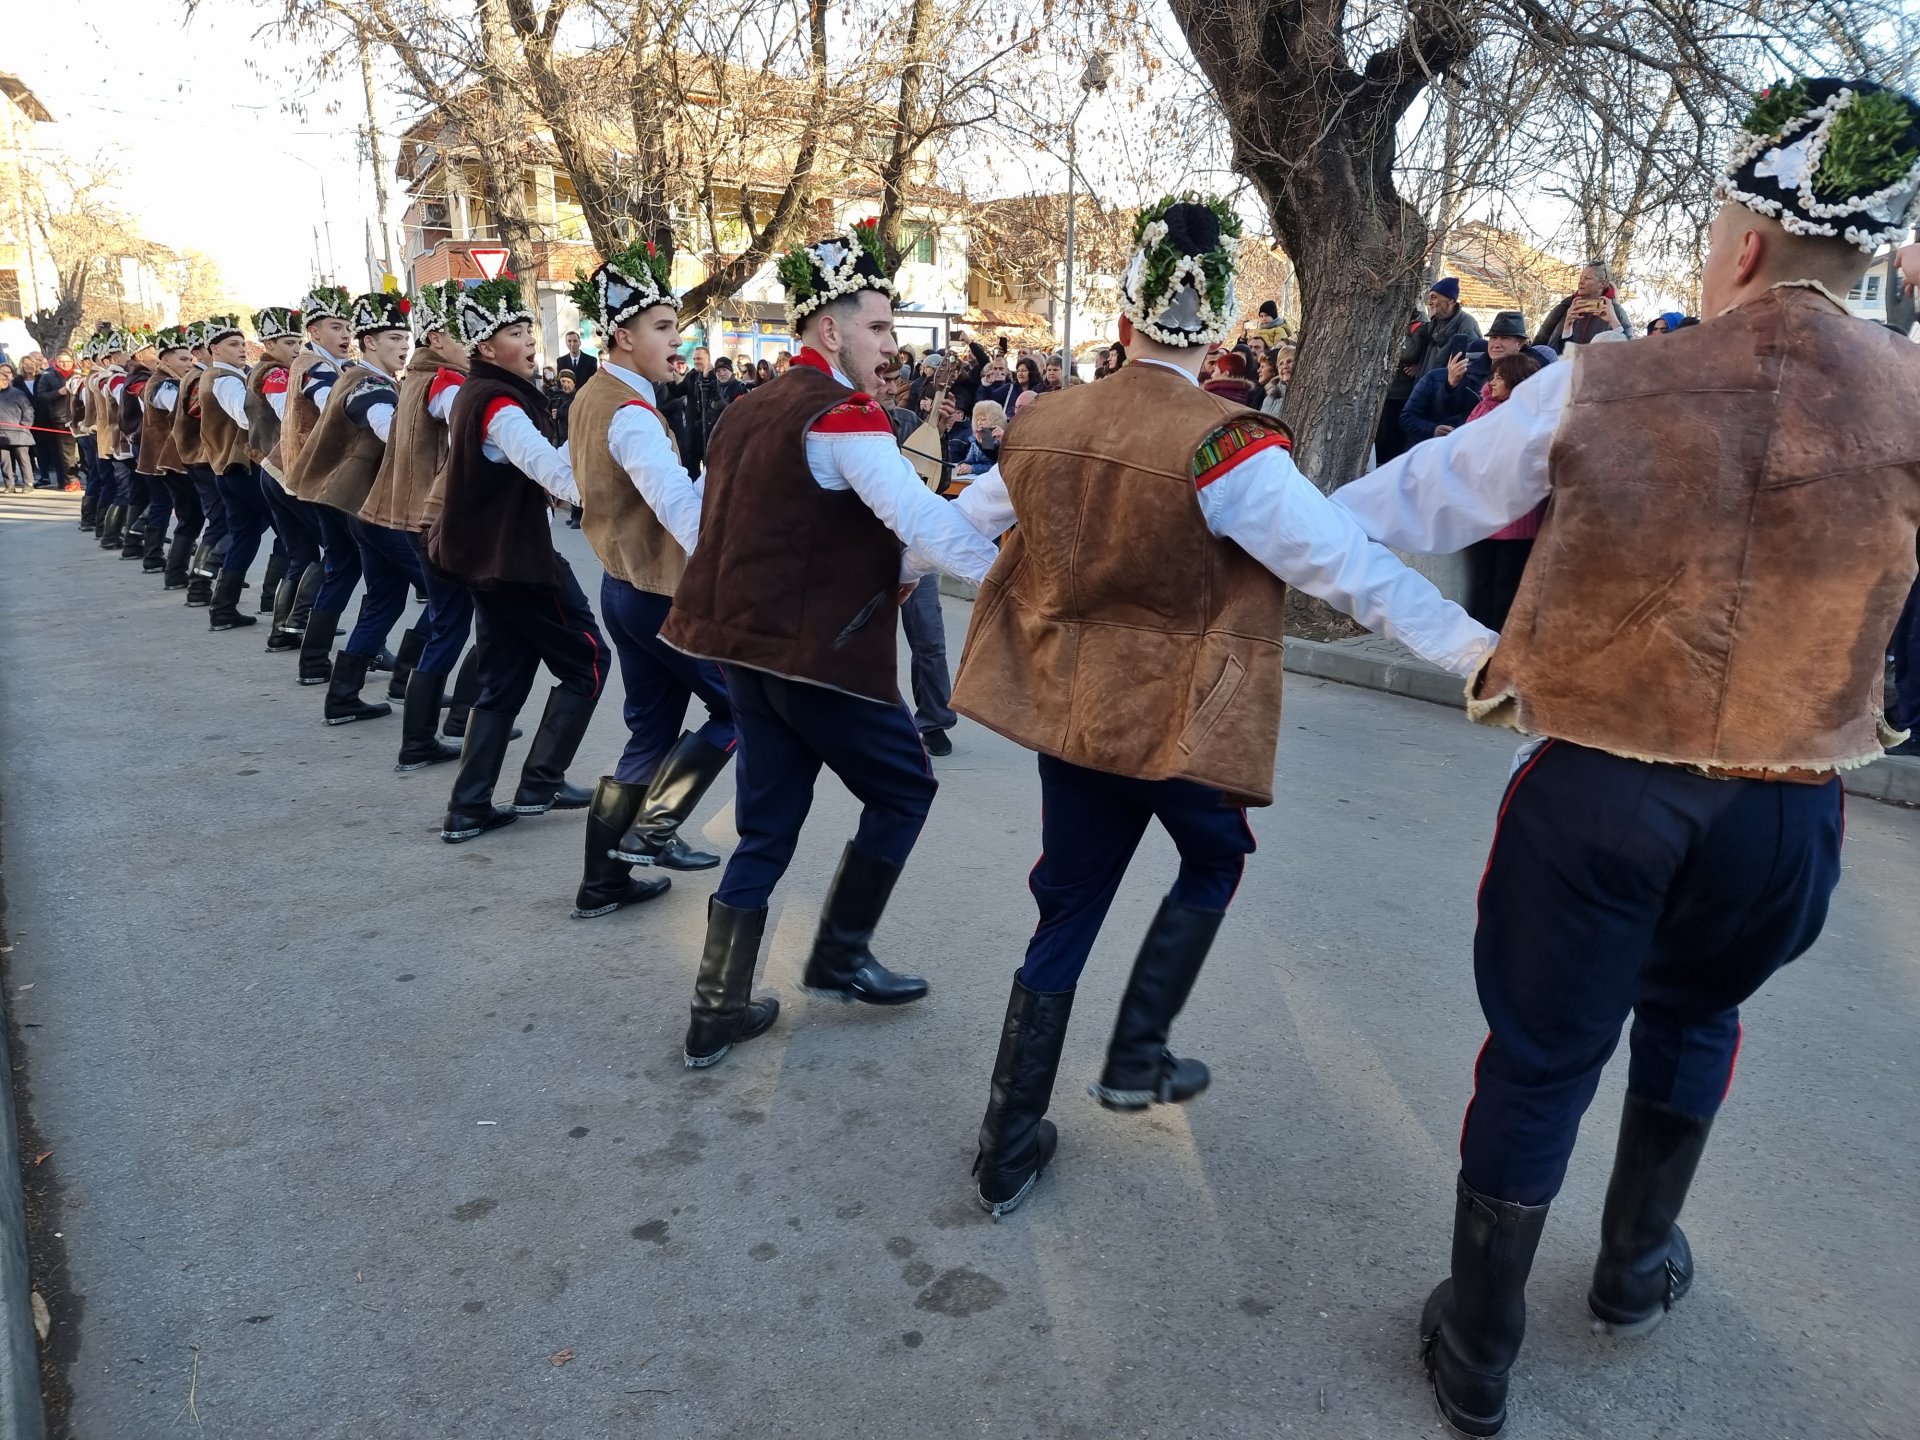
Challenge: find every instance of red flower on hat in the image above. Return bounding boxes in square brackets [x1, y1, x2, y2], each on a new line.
[646, 240, 657, 256]
[397, 298, 412, 315]
[857, 217, 878, 228]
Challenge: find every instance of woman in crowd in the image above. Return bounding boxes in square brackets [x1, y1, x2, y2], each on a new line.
[1256, 352, 1285, 418]
[1534, 261, 1633, 351]
[952, 399, 1005, 480]
[1201, 349, 1262, 408]
[1459, 349, 1548, 631]
[1010, 356, 1045, 406]
[0, 364, 36, 493]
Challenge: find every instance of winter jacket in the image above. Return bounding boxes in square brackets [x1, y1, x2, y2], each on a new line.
[0, 385, 33, 444]
[33, 368, 77, 429]
[1399, 355, 1488, 442]
[1534, 294, 1633, 352]
[1416, 308, 1482, 375]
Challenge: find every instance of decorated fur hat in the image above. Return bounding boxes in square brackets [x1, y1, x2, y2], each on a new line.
[571, 240, 677, 330]
[454, 277, 535, 344]
[300, 284, 352, 328]
[154, 326, 191, 356]
[178, 320, 207, 350]
[204, 314, 244, 346]
[252, 306, 301, 342]
[776, 219, 897, 328]
[1119, 195, 1242, 347]
[102, 326, 131, 357]
[349, 290, 409, 338]
[1718, 77, 1920, 253]
[124, 325, 157, 357]
[408, 280, 463, 343]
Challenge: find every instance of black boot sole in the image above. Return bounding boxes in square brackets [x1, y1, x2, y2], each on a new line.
[441, 811, 517, 843]
[571, 876, 671, 920]
[683, 999, 780, 1068]
[1420, 1283, 1510, 1439]
[975, 1120, 1058, 1218]
[324, 705, 394, 726]
[395, 747, 461, 772]
[209, 616, 259, 631]
[801, 978, 929, 1006]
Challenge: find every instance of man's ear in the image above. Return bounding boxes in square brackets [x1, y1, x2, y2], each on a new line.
[1735, 226, 1766, 287]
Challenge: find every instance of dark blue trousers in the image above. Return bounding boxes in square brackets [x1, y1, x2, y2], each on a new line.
[409, 532, 474, 677]
[601, 576, 733, 785]
[312, 504, 366, 616]
[77, 434, 98, 488]
[1890, 578, 1920, 731]
[141, 471, 174, 537]
[85, 453, 117, 504]
[160, 473, 202, 540]
[714, 665, 936, 909]
[470, 557, 608, 714]
[1462, 740, 1844, 1206]
[347, 518, 426, 658]
[1018, 754, 1256, 992]
[190, 464, 228, 558]
[215, 465, 271, 579]
[259, 472, 321, 579]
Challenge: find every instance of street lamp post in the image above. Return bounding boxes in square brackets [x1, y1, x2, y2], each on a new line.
[1061, 52, 1111, 383]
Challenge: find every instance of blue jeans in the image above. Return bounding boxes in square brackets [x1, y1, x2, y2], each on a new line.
[346, 518, 426, 659]
[900, 574, 956, 733]
[1461, 740, 1843, 1205]
[216, 466, 272, 579]
[600, 576, 733, 785]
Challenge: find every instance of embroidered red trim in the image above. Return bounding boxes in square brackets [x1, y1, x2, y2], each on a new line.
[792, 348, 834, 376]
[1194, 430, 1292, 489]
[261, 370, 289, 396]
[809, 400, 891, 436]
[480, 395, 522, 431]
[427, 367, 464, 405]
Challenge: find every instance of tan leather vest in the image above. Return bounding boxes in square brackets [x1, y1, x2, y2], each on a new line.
[95, 370, 125, 459]
[245, 359, 284, 478]
[571, 367, 687, 596]
[1472, 287, 1920, 772]
[952, 363, 1292, 805]
[361, 350, 462, 533]
[171, 365, 208, 466]
[289, 366, 390, 515]
[280, 345, 341, 484]
[199, 363, 252, 474]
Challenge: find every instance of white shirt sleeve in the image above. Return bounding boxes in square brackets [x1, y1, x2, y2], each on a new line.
[1333, 358, 1571, 553]
[268, 391, 286, 420]
[427, 384, 459, 423]
[366, 402, 395, 444]
[485, 402, 579, 507]
[953, 464, 1016, 539]
[609, 404, 703, 555]
[806, 430, 999, 586]
[149, 380, 177, 413]
[1199, 445, 1497, 676]
[212, 373, 250, 429]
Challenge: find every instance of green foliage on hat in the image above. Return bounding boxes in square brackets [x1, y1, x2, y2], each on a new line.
[1817, 87, 1920, 202]
[1742, 80, 1813, 137]
[1132, 194, 1243, 324]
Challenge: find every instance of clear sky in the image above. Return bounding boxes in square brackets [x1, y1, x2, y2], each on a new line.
[15, 0, 399, 307]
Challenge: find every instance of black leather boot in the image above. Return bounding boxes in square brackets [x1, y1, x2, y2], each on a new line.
[1089, 897, 1223, 1110]
[287, 561, 321, 636]
[396, 670, 461, 771]
[265, 567, 301, 651]
[613, 732, 731, 870]
[324, 651, 394, 725]
[164, 531, 194, 589]
[684, 899, 779, 1067]
[208, 571, 258, 630]
[974, 975, 1075, 1216]
[190, 540, 217, 578]
[79, 493, 96, 529]
[99, 504, 125, 549]
[1587, 1096, 1711, 1336]
[298, 607, 339, 686]
[386, 626, 426, 702]
[440, 708, 519, 842]
[510, 687, 597, 813]
[573, 777, 672, 918]
[443, 648, 480, 737]
[141, 516, 166, 571]
[184, 562, 213, 607]
[258, 552, 286, 614]
[120, 519, 144, 559]
[1420, 1177, 1552, 1438]
[800, 844, 928, 1004]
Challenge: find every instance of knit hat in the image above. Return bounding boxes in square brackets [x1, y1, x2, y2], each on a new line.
[1718, 77, 1920, 253]
[408, 280, 462, 343]
[1429, 276, 1461, 303]
[252, 306, 302, 342]
[776, 219, 897, 328]
[349, 290, 409, 338]
[300, 284, 352, 328]
[203, 314, 244, 346]
[454, 277, 535, 344]
[1487, 310, 1526, 338]
[572, 240, 678, 330]
[1118, 195, 1242, 347]
[1526, 344, 1559, 367]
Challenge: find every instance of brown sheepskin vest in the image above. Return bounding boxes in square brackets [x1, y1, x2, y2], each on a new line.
[280, 345, 342, 481]
[1472, 286, 1920, 773]
[426, 359, 564, 591]
[171, 365, 208, 466]
[134, 371, 182, 477]
[952, 362, 1292, 805]
[94, 374, 124, 458]
[571, 366, 686, 596]
[362, 350, 462, 533]
[245, 359, 284, 478]
[661, 365, 904, 703]
[289, 366, 390, 514]
[199, 363, 252, 475]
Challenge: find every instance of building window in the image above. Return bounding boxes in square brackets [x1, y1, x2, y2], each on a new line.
[904, 224, 936, 265]
[0, 269, 18, 320]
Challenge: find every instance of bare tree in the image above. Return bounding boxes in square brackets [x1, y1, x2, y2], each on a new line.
[20, 157, 170, 355]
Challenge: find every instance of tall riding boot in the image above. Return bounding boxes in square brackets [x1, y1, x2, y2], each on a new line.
[683, 899, 779, 1067]
[613, 732, 732, 870]
[396, 671, 461, 771]
[298, 607, 340, 686]
[287, 561, 321, 637]
[190, 540, 217, 578]
[973, 975, 1075, 1216]
[99, 504, 125, 550]
[443, 648, 481, 737]
[386, 625, 426, 702]
[573, 778, 672, 918]
[208, 571, 258, 630]
[510, 687, 598, 813]
[1089, 898, 1224, 1110]
[258, 552, 286, 614]
[120, 517, 145, 559]
[800, 843, 928, 1004]
[164, 530, 193, 589]
[184, 541, 214, 605]
[79, 492, 96, 529]
[141, 515, 166, 571]
[1420, 1178, 1552, 1438]
[440, 708, 520, 842]
[265, 567, 300, 651]
[324, 651, 394, 724]
[1587, 1097, 1711, 1335]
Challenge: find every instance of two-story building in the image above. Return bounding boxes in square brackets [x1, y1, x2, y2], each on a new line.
[0, 72, 56, 361]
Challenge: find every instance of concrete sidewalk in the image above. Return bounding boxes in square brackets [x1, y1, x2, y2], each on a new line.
[3, 487, 1918, 1439]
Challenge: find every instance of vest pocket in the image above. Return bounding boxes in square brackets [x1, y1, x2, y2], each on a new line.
[1177, 653, 1245, 757]
[832, 590, 888, 649]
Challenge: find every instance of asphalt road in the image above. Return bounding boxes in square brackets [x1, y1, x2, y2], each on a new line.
[2, 487, 1917, 1440]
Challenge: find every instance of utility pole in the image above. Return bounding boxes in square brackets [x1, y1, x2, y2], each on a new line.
[357, 24, 397, 278]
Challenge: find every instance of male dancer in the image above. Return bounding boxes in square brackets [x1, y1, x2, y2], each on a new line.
[1330, 77, 1920, 1437]
[199, 314, 275, 629]
[427, 277, 606, 842]
[132, 327, 196, 584]
[90, 329, 137, 549]
[359, 280, 473, 770]
[247, 305, 324, 651]
[281, 285, 365, 685]
[285, 290, 417, 723]
[948, 198, 1495, 1216]
[171, 323, 226, 603]
[566, 242, 724, 920]
[659, 221, 1000, 1067]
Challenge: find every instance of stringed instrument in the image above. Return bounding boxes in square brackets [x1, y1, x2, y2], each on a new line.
[901, 353, 963, 494]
